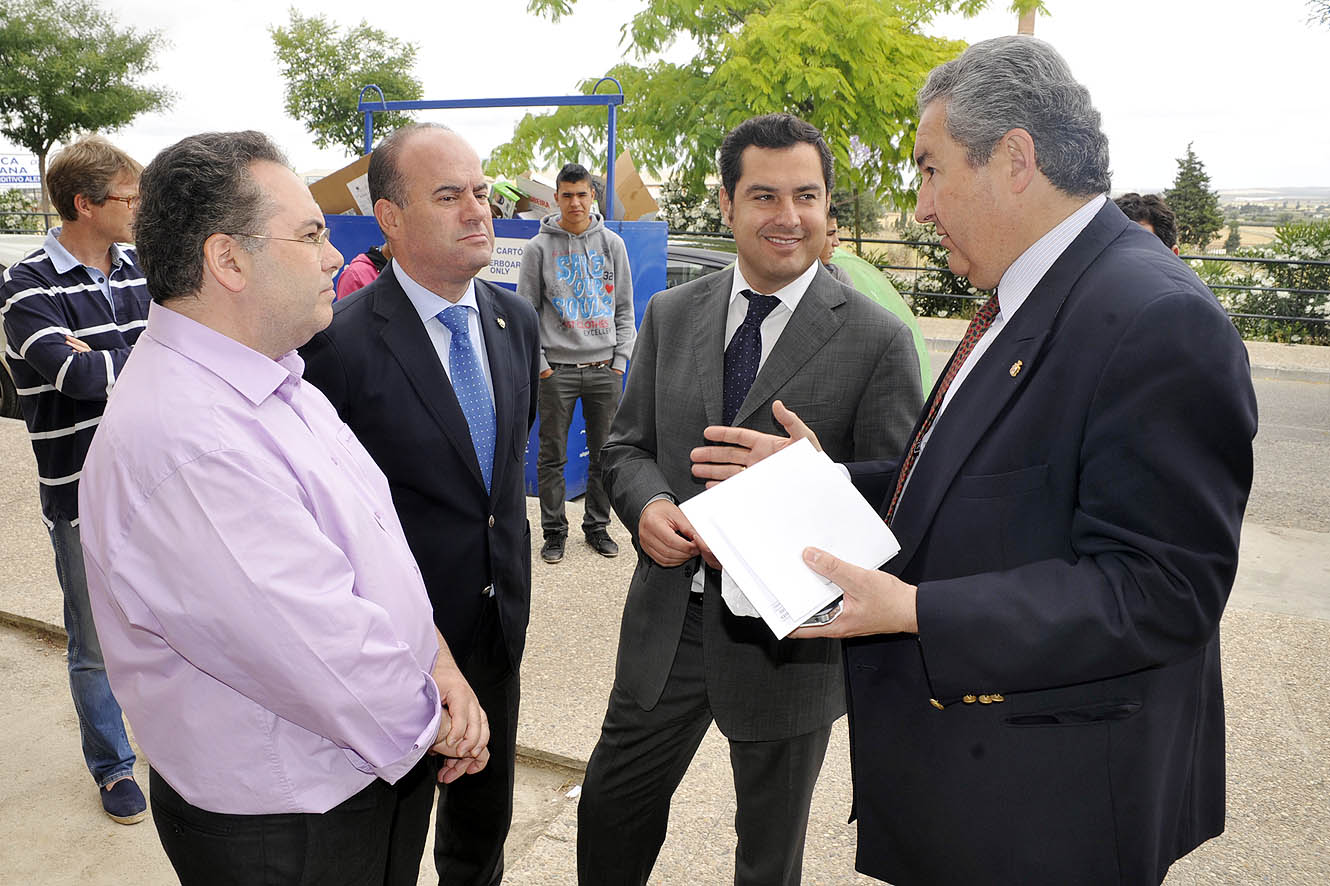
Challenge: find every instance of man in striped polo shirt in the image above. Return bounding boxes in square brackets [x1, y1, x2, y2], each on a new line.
[0, 136, 150, 824]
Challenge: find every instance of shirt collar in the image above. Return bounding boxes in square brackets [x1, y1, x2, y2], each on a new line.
[392, 259, 479, 323]
[729, 258, 819, 313]
[144, 301, 297, 407]
[44, 226, 133, 275]
[994, 193, 1106, 321]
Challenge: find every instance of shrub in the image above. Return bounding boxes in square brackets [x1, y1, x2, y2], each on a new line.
[0, 189, 43, 233]
[1194, 220, 1330, 344]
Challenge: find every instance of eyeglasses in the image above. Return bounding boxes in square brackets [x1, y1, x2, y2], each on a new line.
[103, 194, 139, 209]
[225, 228, 333, 248]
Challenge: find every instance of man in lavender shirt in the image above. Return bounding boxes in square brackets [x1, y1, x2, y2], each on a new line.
[78, 131, 488, 886]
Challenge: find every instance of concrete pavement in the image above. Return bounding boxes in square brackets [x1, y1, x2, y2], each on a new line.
[2, 332, 1328, 884]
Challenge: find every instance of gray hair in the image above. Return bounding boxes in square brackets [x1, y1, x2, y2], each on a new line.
[918, 36, 1110, 197]
[135, 131, 286, 303]
[368, 122, 454, 207]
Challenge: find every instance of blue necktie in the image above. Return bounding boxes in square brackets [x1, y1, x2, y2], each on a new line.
[723, 290, 782, 426]
[438, 305, 496, 493]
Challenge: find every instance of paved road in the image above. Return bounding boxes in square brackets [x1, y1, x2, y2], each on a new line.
[1246, 375, 1330, 532]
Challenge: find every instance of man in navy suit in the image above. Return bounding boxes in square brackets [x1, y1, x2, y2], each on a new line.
[301, 124, 539, 886]
[693, 37, 1258, 885]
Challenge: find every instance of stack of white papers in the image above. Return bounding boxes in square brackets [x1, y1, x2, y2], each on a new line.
[680, 439, 900, 638]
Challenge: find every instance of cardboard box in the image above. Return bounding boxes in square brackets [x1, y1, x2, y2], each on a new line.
[614, 150, 660, 221]
[308, 153, 373, 216]
[515, 175, 557, 216]
[591, 151, 660, 222]
[490, 181, 526, 219]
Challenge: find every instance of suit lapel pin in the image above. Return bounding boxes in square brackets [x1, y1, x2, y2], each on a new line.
[1009, 359, 1023, 377]
[496, 316, 507, 329]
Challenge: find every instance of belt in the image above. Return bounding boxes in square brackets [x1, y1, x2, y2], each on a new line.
[548, 360, 609, 369]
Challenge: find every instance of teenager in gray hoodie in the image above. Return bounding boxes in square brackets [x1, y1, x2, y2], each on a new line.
[517, 163, 635, 564]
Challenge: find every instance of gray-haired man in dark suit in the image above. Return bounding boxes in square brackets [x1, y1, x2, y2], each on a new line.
[575, 113, 924, 886]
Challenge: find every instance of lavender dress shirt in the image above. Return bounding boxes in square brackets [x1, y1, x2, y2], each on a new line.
[79, 302, 443, 815]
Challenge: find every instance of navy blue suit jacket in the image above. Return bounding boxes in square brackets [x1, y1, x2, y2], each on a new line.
[300, 271, 540, 671]
[845, 201, 1258, 885]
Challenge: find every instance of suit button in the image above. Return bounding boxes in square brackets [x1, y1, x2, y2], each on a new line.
[488, 515, 495, 528]
[962, 694, 977, 704]
[929, 699, 945, 711]
[978, 694, 993, 704]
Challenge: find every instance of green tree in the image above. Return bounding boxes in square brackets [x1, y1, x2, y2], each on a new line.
[490, 0, 1045, 208]
[270, 11, 423, 157]
[1224, 220, 1241, 254]
[0, 0, 171, 211]
[831, 186, 885, 255]
[1164, 143, 1224, 249]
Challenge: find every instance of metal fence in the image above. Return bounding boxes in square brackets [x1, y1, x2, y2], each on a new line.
[669, 229, 1330, 346]
[0, 211, 60, 234]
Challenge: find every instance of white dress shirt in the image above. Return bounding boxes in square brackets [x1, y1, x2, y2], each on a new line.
[393, 259, 495, 403]
[723, 258, 819, 366]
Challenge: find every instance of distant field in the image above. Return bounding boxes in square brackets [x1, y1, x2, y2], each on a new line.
[1224, 226, 1276, 249]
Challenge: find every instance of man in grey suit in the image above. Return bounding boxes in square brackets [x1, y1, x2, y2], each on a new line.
[576, 114, 924, 885]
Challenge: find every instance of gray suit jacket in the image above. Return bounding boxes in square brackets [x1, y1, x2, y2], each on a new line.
[602, 264, 923, 741]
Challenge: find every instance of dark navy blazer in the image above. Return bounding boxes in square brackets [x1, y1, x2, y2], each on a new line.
[845, 201, 1257, 885]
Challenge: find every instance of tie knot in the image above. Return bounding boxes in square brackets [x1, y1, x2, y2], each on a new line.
[438, 304, 469, 335]
[741, 291, 782, 326]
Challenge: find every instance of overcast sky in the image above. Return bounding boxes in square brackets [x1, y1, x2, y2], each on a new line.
[6, 0, 1326, 193]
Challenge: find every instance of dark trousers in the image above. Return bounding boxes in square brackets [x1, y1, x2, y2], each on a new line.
[149, 759, 434, 886]
[577, 596, 833, 886]
[537, 364, 620, 539]
[434, 595, 521, 886]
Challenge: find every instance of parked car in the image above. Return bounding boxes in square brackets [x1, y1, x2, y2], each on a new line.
[666, 238, 735, 289]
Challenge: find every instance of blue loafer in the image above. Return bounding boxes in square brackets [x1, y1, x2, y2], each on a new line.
[102, 777, 147, 825]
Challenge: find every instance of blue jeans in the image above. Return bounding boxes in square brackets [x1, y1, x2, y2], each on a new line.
[49, 517, 136, 787]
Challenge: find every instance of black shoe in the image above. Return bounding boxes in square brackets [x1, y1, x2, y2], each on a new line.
[585, 529, 620, 558]
[541, 536, 566, 563]
[101, 777, 147, 825]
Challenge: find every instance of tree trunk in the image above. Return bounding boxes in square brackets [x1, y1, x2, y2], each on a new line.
[37, 148, 50, 217]
[853, 187, 862, 257]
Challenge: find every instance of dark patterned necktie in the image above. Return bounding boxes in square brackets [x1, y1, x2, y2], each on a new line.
[723, 290, 783, 426]
[438, 305, 496, 493]
[885, 292, 1001, 524]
